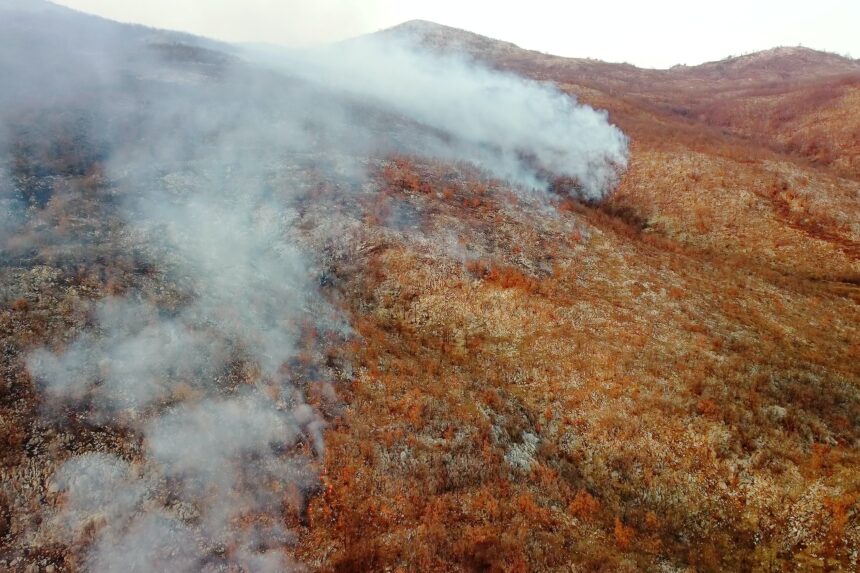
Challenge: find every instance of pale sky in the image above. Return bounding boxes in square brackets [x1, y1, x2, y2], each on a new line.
[52, 0, 859, 69]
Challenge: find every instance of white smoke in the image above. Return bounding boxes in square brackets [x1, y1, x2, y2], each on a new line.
[5, 3, 630, 571]
[28, 189, 329, 570]
[27, 299, 226, 421]
[146, 395, 318, 535]
[137, 195, 315, 376]
[50, 455, 201, 572]
[88, 513, 202, 573]
[52, 453, 147, 533]
[250, 31, 629, 199]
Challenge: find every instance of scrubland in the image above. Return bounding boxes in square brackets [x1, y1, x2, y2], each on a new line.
[2, 18, 859, 573]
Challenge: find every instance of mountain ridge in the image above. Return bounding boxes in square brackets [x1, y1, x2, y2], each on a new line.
[371, 18, 860, 181]
[380, 18, 859, 74]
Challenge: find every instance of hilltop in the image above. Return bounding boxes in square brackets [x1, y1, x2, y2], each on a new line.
[686, 46, 860, 79]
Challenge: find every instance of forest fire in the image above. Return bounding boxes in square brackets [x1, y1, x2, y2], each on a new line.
[1, 1, 859, 572]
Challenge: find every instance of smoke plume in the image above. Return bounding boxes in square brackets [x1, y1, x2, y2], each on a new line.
[1, 1, 629, 570]
[252, 31, 629, 199]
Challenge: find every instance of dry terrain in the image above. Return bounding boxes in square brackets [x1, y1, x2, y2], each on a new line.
[1, 10, 859, 573]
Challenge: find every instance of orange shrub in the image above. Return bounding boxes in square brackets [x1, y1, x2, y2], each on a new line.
[613, 517, 634, 550]
[569, 490, 601, 520]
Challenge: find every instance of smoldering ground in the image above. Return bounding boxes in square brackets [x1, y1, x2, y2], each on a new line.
[2, 2, 628, 570]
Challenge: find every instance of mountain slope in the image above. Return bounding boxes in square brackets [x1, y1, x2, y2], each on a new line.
[289, 21, 860, 572]
[0, 8, 858, 573]
[384, 21, 860, 181]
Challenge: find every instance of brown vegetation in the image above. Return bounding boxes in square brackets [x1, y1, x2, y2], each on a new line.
[2, 22, 860, 573]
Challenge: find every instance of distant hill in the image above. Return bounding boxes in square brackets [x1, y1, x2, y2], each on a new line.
[683, 45, 860, 80]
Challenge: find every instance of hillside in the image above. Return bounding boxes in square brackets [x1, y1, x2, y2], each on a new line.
[417, 22, 860, 182]
[1, 6, 859, 573]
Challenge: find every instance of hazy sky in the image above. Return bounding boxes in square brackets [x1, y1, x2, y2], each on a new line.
[53, 0, 859, 69]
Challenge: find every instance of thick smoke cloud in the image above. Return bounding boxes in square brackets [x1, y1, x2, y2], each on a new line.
[138, 195, 316, 375]
[252, 32, 629, 199]
[3, 2, 629, 571]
